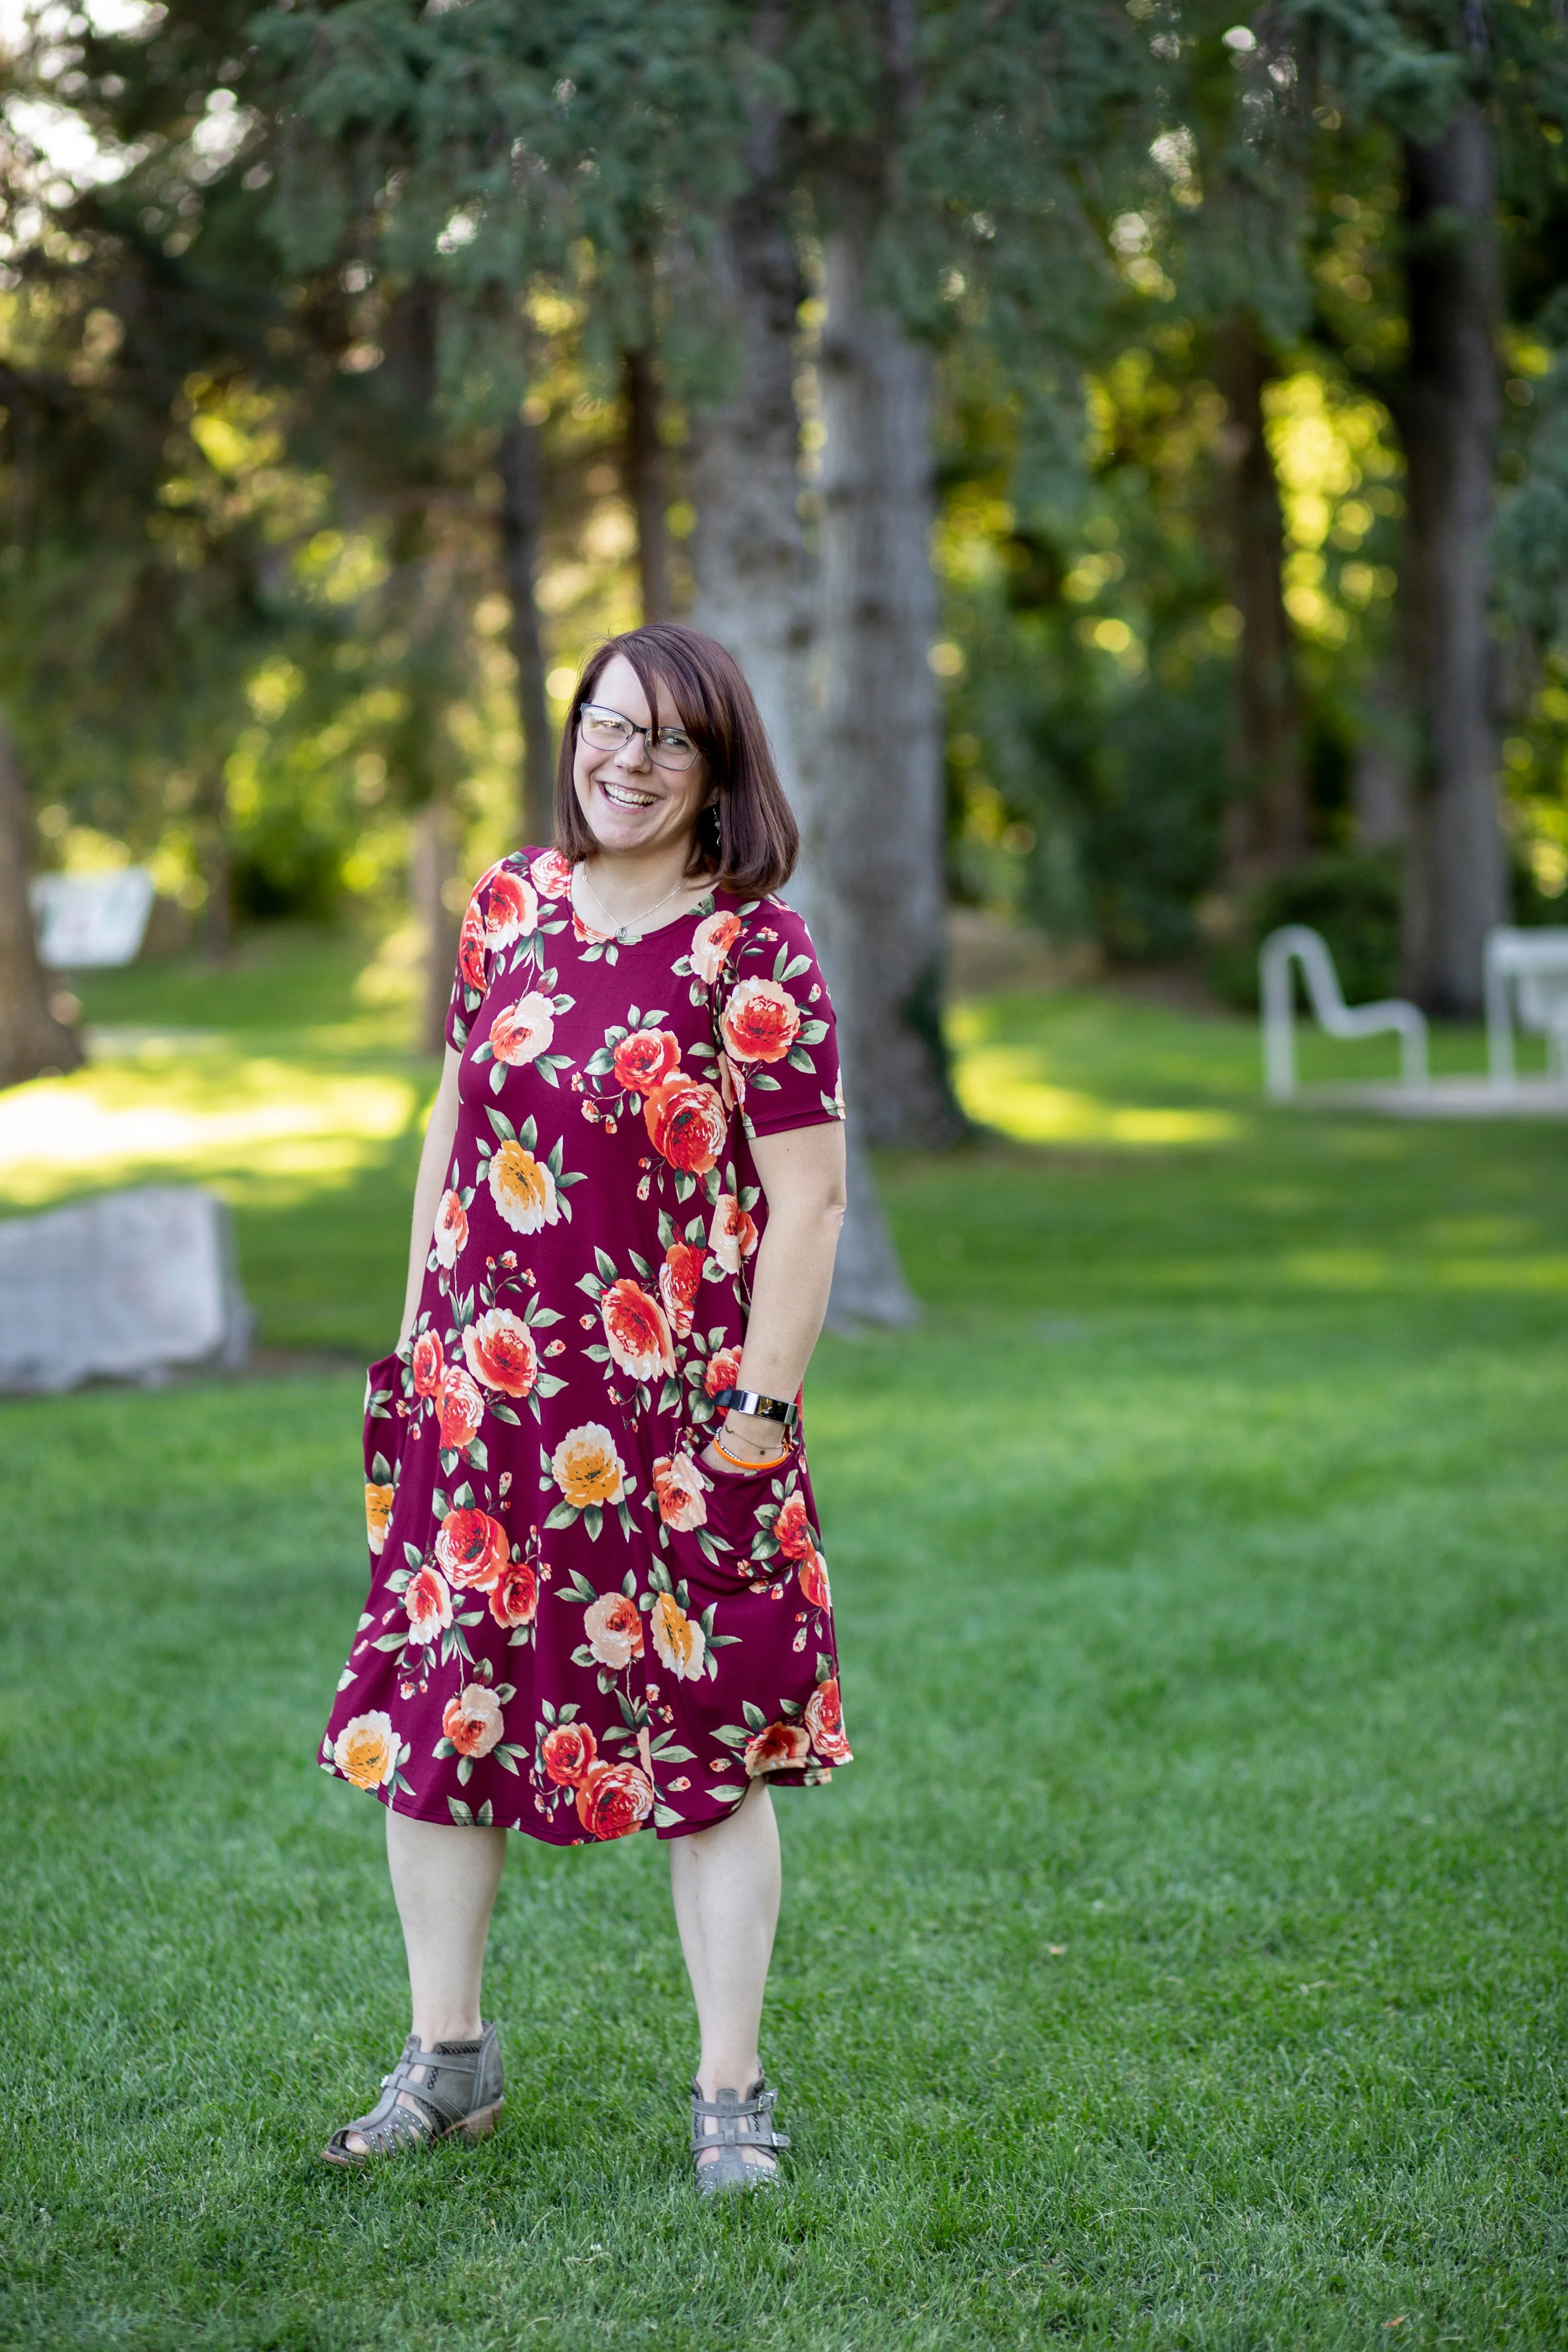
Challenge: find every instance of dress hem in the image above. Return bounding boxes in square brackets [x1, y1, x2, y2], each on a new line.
[322, 1758, 848, 1845]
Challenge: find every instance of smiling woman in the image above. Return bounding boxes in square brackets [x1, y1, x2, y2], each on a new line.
[317, 623, 849, 2198]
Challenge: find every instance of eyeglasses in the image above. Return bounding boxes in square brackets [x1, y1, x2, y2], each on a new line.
[578, 702, 702, 773]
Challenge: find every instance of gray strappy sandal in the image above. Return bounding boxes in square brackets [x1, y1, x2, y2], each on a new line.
[690, 2073, 791, 2195]
[320, 2023, 504, 2165]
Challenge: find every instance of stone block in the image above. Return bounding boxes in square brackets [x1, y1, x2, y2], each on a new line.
[0, 1184, 252, 1392]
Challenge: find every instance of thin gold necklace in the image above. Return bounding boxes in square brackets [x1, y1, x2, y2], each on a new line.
[577, 864, 696, 944]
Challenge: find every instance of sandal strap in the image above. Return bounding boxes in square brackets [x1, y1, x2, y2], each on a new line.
[325, 2026, 503, 2160]
[689, 2075, 791, 2156]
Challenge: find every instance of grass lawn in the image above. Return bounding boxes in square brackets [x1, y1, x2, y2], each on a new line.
[2, 932, 1566, 2349]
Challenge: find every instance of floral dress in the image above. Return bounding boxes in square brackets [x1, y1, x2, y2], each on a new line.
[319, 848, 851, 1844]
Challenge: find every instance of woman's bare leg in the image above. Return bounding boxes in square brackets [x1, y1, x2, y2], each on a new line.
[343, 1809, 507, 2153]
[668, 1779, 782, 2171]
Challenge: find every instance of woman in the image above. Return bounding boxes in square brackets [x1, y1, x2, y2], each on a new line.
[318, 622, 850, 2194]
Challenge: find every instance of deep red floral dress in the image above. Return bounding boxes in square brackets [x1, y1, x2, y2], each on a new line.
[319, 849, 851, 1844]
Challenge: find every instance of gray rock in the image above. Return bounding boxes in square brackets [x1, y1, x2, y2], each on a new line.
[0, 1184, 252, 1392]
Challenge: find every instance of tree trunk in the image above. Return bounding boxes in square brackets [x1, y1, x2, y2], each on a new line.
[1215, 311, 1310, 882]
[0, 717, 82, 1088]
[808, 178, 963, 1148]
[624, 344, 672, 624]
[687, 60, 919, 1326]
[498, 411, 555, 848]
[1396, 100, 1505, 1016]
[688, 95, 815, 809]
[411, 801, 456, 1060]
[1352, 657, 1412, 849]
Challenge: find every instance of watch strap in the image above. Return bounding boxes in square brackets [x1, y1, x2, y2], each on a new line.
[712, 1386, 798, 1428]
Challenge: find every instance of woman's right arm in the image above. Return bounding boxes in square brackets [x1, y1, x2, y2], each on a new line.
[397, 1046, 463, 1351]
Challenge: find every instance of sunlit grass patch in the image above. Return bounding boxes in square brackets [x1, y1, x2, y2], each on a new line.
[0, 1043, 422, 1210]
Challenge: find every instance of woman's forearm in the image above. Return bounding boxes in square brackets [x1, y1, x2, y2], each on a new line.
[398, 1050, 462, 1348]
[708, 1120, 847, 1465]
[735, 1196, 844, 1404]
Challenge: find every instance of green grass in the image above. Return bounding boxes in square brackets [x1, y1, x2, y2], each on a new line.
[3, 937, 1566, 2348]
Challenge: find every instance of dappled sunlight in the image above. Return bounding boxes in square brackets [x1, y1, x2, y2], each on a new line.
[0, 1035, 421, 1211]
[949, 1024, 1242, 1147]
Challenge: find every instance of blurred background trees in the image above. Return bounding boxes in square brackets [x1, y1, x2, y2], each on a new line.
[3, 0, 1567, 1088]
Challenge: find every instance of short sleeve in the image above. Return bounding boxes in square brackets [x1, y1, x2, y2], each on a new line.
[445, 851, 553, 1054]
[714, 900, 845, 1140]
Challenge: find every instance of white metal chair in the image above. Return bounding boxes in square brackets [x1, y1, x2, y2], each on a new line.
[1483, 927, 1568, 1087]
[1259, 924, 1429, 1101]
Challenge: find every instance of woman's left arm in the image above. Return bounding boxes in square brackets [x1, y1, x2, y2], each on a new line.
[700, 1119, 848, 1473]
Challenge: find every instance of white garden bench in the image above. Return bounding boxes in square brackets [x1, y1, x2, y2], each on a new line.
[1259, 925, 1429, 1101]
[1483, 927, 1568, 1086]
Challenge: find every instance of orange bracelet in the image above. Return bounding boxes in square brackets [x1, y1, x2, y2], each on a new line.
[711, 1436, 790, 1473]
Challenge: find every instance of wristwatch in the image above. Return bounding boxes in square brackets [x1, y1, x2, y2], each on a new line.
[711, 1386, 798, 1429]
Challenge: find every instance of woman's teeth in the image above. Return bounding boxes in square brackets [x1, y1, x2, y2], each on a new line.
[601, 781, 657, 809]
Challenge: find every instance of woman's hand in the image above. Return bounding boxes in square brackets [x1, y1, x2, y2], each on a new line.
[700, 1410, 793, 1479]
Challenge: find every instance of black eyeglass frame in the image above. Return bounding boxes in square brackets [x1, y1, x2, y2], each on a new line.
[576, 700, 704, 775]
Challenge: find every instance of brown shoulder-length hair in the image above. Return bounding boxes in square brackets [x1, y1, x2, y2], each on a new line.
[553, 622, 799, 897]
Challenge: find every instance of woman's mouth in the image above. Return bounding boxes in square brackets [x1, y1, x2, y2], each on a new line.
[598, 778, 659, 811]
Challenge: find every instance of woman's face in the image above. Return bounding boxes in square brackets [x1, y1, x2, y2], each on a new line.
[572, 653, 711, 862]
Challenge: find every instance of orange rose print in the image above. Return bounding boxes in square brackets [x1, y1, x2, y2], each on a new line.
[488, 1139, 558, 1234]
[798, 1546, 832, 1608]
[805, 1676, 851, 1763]
[480, 863, 538, 949]
[435, 1506, 509, 1590]
[643, 1076, 728, 1174]
[658, 1241, 705, 1338]
[583, 1590, 644, 1670]
[530, 847, 574, 900]
[704, 1345, 743, 1399]
[404, 1563, 454, 1646]
[411, 1329, 444, 1397]
[365, 1480, 395, 1554]
[456, 899, 486, 991]
[771, 1493, 813, 1560]
[489, 992, 555, 1066]
[690, 909, 742, 985]
[437, 1364, 485, 1450]
[612, 1027, 681, 1094]
[541, 1719, 596, 1785]
[743, 1720, 811, 1777]
[442, 1682, 504, 1758]
[721, 976, 801, 1065]
[652, 1451, 707, 1532]
[334, 1712, 400, 1790]
[576, 1760, 655, 1840]
[600, 1277, 675, 1383]
[708, 1193, 758, 1274]
[462, 1306, 538, 1398]
[433, 1190, 468, 1269]
[488, 1559, 538, 1628]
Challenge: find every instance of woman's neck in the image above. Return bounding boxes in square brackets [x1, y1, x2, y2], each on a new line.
[574, 840, 715, 938]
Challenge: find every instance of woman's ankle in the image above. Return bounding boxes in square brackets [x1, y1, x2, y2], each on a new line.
[411, 2012, 484, 2048]
[694, 2056, 762, 2100]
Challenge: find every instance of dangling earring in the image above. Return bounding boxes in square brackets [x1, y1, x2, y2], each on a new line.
[704, 801, 722, 863]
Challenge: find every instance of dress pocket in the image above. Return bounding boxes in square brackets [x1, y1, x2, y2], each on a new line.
[660, 1445, 801, 1599]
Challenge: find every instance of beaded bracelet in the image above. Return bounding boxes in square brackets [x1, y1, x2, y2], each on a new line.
[711, 1436, 791, 1473]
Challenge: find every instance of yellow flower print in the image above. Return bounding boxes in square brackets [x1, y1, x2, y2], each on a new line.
[650, 1590, 707, 1681]
[488, 1138, 558, 1234]
[365, 1481, 395, 1554]
[551, 1421, 628, 1510]
[333, 1711, 400, 1790]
